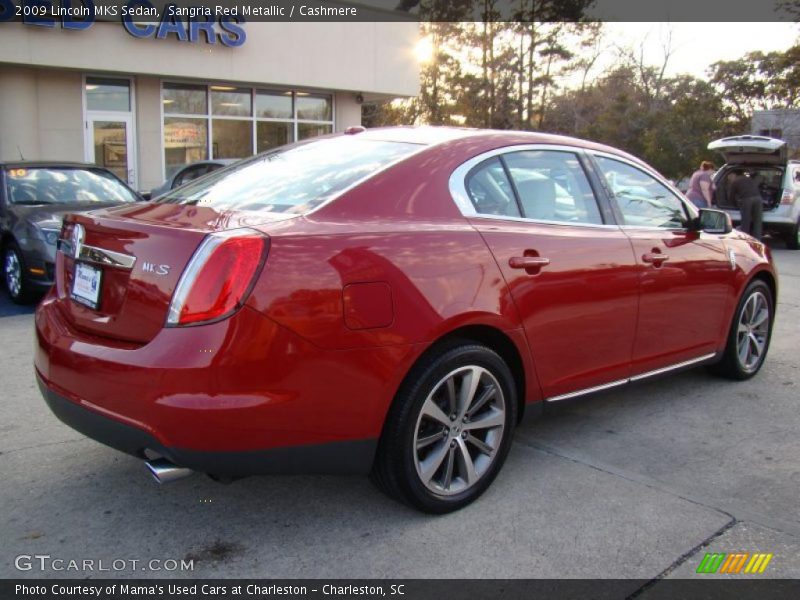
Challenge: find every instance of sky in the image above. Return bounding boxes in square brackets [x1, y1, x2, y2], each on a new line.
[602, 22, 799, 79]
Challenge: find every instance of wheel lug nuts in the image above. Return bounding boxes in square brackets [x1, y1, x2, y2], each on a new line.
[449, 414, 456, 421]
[450, 441, 456, 448]
[462, 432, 468, 438]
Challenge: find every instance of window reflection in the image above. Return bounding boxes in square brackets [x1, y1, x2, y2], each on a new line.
[297, 94, 332, 120]
[162, 84, 335, 178]
[212, 119, 252, 159]
[211, 86, 252, 117]
[164, 117, 208, 179]
[86, 78, 130, 112]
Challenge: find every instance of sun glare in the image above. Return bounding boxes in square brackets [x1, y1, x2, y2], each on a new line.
[414, 36, 435, 64]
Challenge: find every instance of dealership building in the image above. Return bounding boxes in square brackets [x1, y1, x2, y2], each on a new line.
[0, 17, 419, 192]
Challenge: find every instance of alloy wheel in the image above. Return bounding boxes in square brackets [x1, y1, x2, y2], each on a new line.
[4, 249, 22, 298]
[736, 290, 770, 372]
[413, 365, 506, 496]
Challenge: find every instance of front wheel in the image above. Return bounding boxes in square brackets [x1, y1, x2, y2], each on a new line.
[371, 343, 517, 513]
[710, 280, 774, 380]
[3, 242, 35, 304]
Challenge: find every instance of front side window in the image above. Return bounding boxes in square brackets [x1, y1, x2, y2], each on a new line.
[158, 137, 418, 215]
[5, 167, 138, 205]
[594, 156, 687, 228]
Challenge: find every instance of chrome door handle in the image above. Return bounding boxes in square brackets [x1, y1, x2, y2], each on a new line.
[509, 256, 550, 269]
[642, 253, 669, 264]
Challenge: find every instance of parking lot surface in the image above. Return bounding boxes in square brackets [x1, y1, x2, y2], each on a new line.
[1, 244, 798, 583]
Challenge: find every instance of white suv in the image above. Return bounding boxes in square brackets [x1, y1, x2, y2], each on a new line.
[709, 135, 800, 249]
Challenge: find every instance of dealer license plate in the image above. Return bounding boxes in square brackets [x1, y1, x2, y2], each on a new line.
[71, 262, 102, 310]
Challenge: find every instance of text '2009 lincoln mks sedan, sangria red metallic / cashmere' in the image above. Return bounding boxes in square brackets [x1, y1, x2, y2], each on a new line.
[35, 127, 777, 512]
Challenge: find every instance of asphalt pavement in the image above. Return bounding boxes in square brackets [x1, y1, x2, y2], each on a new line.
[1, 243, 798, 585]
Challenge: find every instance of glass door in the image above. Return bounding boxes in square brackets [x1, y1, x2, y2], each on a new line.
[85, 114, 136, 187]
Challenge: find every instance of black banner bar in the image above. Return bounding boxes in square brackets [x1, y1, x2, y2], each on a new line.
[0, 0, 798, 23]
[3, 579, 800, 600]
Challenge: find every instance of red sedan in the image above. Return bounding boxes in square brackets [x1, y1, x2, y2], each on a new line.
[34, 128, 777, 513]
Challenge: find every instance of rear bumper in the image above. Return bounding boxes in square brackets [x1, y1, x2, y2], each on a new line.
[37, 373, 376, 475]
[720, 206, 797, 230]
[34, 293, 420, 474]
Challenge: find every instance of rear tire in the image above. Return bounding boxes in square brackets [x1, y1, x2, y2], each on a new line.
[3, 241, 36, 305]
[371, 343, 517, 514]
[709, 280, 774, 380]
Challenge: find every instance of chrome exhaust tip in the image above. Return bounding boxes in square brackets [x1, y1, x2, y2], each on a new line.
[145, 458, 194, 484]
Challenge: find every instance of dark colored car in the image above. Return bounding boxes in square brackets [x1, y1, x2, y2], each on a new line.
[149, 160, 238, 199]
[709, 135, 800, 248]
[34, 128, 777, 513]
[1, 163, 141, 303]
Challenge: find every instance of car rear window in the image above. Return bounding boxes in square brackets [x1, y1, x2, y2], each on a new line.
[157, 136, 420, 214]
[5, 167, 138, 205]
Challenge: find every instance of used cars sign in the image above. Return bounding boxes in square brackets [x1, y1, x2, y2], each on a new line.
[0, 0, 247, 47]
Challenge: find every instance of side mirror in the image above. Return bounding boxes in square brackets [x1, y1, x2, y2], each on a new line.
[694, 208, 732, 234]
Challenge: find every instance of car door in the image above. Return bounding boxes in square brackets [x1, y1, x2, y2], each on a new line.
[451, 146, 640, 400]
[590, 153, 735, 375]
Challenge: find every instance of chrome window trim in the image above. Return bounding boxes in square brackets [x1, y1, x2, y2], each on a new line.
[470, 214, 619, 230]
[448, 144, 615, 227]
[545, 352, 717, 403]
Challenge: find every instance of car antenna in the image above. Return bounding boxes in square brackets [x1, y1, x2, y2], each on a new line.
[17, 145, 25, 161]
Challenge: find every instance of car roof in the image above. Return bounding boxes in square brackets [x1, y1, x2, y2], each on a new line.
[357, 126, 643, 162]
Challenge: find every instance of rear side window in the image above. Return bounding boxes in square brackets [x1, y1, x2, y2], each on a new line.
[158, 137, 419, 214]
[504, 150, 603, 224]
[594, 156, 687, 228]
[465, 157, 521, 217]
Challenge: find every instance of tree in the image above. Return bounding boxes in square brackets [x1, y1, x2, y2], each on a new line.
[363, 0, 599, 129]
[708, 43, 800, 131]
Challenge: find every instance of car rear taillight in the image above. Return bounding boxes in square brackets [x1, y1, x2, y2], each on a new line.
[166, 229, 268, 327]
[781, 189, 794, 204]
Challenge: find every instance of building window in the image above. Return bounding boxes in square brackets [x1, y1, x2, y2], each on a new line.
[162, 83, 334, 178]
[86, 77, 131, 112]
[759, 128, 783, 139]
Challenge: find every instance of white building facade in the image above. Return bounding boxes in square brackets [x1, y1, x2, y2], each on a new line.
[0, 19, 419, 191]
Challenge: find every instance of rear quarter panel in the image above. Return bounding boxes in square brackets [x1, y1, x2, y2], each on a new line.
[246, 139, 545, 405]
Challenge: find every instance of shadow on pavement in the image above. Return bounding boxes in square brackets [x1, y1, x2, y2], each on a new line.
[0, 290, 38, 318]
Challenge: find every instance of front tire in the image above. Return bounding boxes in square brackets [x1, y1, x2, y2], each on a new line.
[371, 343, 517, 513]
[710, 280, 774, 380]
[3, 241, 35, 305]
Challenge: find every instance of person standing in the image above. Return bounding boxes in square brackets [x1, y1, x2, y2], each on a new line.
[728, 168, 763, 240]
[686, 161, 715, 208]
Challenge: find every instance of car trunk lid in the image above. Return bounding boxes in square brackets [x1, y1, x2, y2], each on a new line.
[708, 135, 787, 165]
[55, 203, 288, 344]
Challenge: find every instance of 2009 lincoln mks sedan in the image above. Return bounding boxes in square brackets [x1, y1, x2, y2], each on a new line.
[35, 127, 777, 513]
